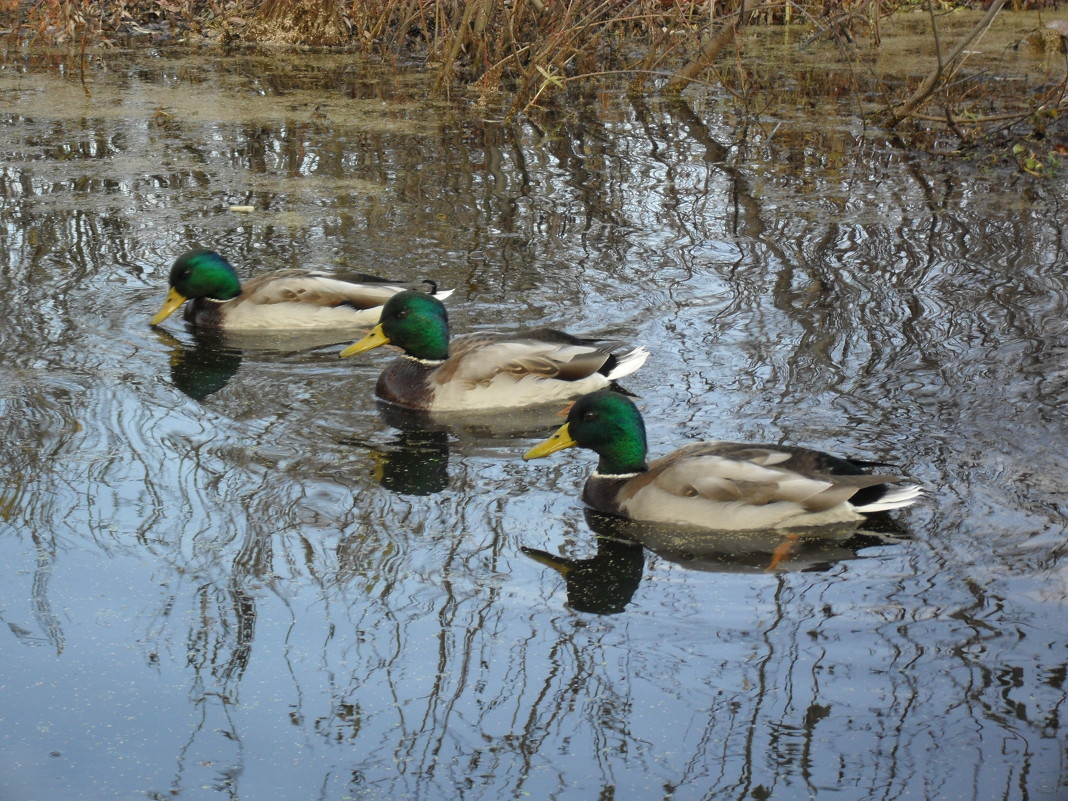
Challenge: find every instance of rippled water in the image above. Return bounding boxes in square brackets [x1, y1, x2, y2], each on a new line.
[1, 41, 1065, 801]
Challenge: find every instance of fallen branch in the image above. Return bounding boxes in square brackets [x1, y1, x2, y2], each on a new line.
[911, 105, 1068, 125]
[662, 0, 778, 96]
[880, 0, 1008, 128]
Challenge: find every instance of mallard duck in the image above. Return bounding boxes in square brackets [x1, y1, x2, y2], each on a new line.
[150, 249, 453, 330]
[340, 291, 649, 412]
[523, 391, 922, 531]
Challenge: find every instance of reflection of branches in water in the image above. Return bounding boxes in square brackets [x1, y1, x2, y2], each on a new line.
[0, 378, 98, 654]
[288, 504, 644, 798]
[0, 529, 67, 654]
[745, 577, 836, 799]
[141, 568, 262, 798]
[936, 577, 1068, 754]
[166, 680, 246, 801]
[181, 581, 258, 692]
[28, 530, 65, 654]
[195, 537, 1063, 801]
[685, 565, 1068, 800]
[459, 92, 759, 327]
[678, 115, 1068, 479]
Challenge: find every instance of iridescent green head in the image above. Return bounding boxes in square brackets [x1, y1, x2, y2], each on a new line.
[168, 249, 241, 301]
[151, 249, 241, 325]
[524, 390, 649, 475]
[341, 290, 450, 361]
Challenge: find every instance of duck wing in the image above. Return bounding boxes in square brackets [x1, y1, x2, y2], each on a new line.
[240, 270, 448, 310]
[438, 329, 628, 385]
[627, 442, 906, 512]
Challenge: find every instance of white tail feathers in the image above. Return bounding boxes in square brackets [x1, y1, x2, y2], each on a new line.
[432, 288, 455, 300]
[606, 346, 650, 381]
[857, 483, 923, 513]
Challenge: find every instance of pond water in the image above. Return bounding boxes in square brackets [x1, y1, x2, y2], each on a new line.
[0, 34, 1065, 801]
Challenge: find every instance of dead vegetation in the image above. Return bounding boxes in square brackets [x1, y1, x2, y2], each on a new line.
[2, 0, 1066, 168]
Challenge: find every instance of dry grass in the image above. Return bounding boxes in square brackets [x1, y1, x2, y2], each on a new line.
[0, 1, 255, 44]
[2, 0, 867, 109]
[3, 0, 1065, 165]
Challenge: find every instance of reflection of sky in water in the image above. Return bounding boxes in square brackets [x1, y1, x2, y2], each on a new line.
[0, 44, 1065, 801]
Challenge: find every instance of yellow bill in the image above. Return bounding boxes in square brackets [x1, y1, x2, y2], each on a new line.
[523, 422, 577, 460]
[520, 547, 573, 577]
[340, 324, 390, 358]
[369, 450, 389, 485]
[150, 287, 187, 325]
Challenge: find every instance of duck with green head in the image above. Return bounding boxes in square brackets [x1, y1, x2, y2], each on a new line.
[340, 291, 649, 412]
[150, 249, 452, 331]
[524, 391, 922, 531]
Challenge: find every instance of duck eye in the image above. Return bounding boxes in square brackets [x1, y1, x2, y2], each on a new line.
[581, 410, 598, 422]
[395, 308, 409, 319]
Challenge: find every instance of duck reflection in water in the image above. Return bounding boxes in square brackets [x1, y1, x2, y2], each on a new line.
[351, 404, 452, 497]
[157, 328, 243, 401]
[525, 510, 912, 614]
[352, 401, 596, 496]
[522, 511, 646, 615]
[158, 327, 370, 402]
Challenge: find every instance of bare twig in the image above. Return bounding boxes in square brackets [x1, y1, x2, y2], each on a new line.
[880, 0, 1008, 128]
[911, 104, 1068, 125]
[79, 15, 91, 98]
[662, 0, 777, 95]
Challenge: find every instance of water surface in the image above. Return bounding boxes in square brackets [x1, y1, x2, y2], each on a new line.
[1, 38, 1065, 801]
